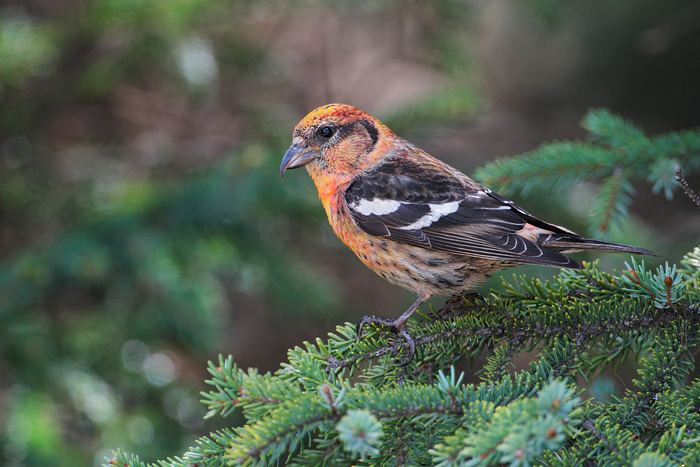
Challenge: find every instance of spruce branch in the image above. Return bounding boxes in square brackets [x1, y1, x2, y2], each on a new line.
[432, 380, 582, 466]
[336, 409, 384, 457]
[107, 248, 700, 467]
[582, 109, 646, 146]
[560, 318, 699, 464]
[581, 418, 618, 453]
[201, 356, 300, 421]
[590, 168, 634, 238]
[679, 246, 700, 293]
[323, 261, 696, 382]
[110, 451, 150, 467]
[475, 110, 700, 234]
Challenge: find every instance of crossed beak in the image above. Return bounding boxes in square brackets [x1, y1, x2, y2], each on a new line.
[280, 143, 317, 179]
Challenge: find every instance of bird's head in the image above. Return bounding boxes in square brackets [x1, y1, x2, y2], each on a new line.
[280, 104, 393, 182]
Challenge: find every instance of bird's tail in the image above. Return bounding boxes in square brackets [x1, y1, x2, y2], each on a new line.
[540, 234, 658, 257]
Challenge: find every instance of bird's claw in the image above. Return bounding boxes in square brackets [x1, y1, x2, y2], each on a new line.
[355, 315, 416, 365]
[356, 315, 396, 340]
[355, 316, 371, 340]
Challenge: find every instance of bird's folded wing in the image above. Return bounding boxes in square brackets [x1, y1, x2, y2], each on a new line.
[344, 156, 580, 268]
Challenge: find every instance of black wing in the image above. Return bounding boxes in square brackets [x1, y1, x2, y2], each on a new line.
[345, 157, 581, 268]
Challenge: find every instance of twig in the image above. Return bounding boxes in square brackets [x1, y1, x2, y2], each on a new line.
[675, 165, 700, 206]
[598, 168, 626, 235]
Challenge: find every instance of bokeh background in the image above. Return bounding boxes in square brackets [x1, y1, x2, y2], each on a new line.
[1, 0, 699, 465]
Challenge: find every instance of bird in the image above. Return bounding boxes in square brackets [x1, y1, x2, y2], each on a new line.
[280, 103, 655, 363]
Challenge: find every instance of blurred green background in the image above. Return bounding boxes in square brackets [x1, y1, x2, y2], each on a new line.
[1, 0, 699, 465]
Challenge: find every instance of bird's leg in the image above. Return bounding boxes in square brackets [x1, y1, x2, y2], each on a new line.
[355, 295, 426, 365]
[356, 295, 425, 337]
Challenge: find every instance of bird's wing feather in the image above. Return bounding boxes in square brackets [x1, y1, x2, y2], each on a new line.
[344, 155, 581, 268]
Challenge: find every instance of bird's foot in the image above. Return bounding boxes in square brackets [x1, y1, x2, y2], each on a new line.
[356, 315, 416, 366]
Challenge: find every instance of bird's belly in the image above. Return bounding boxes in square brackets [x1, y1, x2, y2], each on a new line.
[341, 226, 493, 297]
[326, 199, 499, 297]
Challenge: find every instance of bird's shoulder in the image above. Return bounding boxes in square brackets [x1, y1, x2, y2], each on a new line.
[344, 146, 522, 226]
[345, 145, 481, 204]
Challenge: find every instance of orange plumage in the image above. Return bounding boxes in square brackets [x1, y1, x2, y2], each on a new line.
[281, 104, 654, 363]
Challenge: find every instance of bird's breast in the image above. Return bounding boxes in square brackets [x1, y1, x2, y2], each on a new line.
[326, 197, 494, 297]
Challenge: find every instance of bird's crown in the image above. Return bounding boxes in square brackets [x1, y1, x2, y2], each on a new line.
[294, 103, 375, 133]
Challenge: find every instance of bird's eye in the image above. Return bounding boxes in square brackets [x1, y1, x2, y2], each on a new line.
[319, 126, 334, 138]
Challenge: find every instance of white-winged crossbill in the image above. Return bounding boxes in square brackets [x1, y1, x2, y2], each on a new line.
[280, 104, 654, 362]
